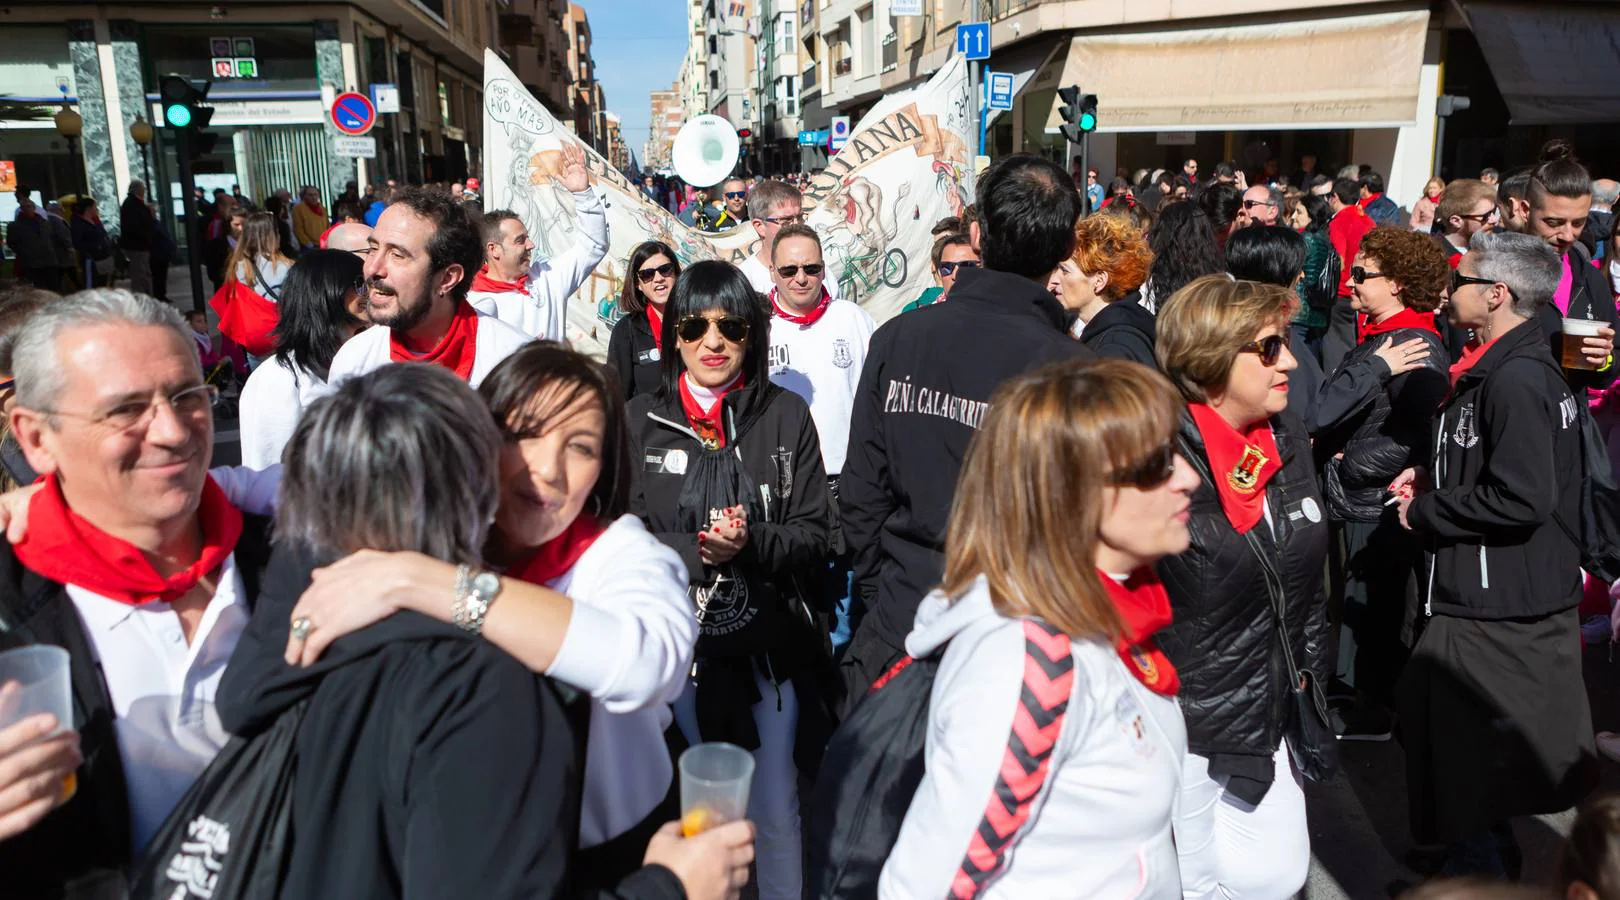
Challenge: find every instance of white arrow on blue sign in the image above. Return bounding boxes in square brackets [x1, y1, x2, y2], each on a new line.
[987, 71, 1014, 110]
[956, 23, 990, 61]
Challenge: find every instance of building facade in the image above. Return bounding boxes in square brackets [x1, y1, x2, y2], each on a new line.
[646, 86, 683, 171]
[498, 0, 573, 120]
[703, 0, 759, 139]
[753, 0, 802, 175]
[565, 2, 607, 154]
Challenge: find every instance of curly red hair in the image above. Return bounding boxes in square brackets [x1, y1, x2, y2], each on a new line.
[1072, 214, 1153, 300]
[1359, 227, 1450, 313]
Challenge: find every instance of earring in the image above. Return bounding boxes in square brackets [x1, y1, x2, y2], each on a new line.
[588, 494, 603, 518]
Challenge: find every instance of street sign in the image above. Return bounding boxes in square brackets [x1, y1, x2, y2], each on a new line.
[987, 71, 1014, 110]
[798, 129, 828, 146]
[330, 91, 376, 136]
[956, 23, 990, 60]
[371, 84, 400, 114]
[892, 0, 923, 14]
[829, 116, 851, 152]
[333, 135, 377, 158]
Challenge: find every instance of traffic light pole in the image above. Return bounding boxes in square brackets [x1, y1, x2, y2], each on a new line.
[173, 129, 205, 312]
[1080, 132, 1090, 214]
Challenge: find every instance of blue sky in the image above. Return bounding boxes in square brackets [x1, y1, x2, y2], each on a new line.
[579, 1, 689, 165]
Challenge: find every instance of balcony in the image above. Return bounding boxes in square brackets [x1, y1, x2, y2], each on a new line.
[881, 32, 896, 73]
[802, 60, 818, 93]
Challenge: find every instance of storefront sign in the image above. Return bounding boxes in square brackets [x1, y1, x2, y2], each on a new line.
[158, 98, 324, 126]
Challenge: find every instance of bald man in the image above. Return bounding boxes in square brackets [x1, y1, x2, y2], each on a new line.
[324, 222, 372, 255]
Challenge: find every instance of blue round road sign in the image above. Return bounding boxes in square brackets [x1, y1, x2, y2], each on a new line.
[331, 91, 376, 136]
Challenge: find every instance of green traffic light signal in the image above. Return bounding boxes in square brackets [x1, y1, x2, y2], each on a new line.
[1079, 112, 1097, 132]
[165, 104, 192, 128]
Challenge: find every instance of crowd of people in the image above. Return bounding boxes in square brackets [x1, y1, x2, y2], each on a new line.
[0, 135, 1619, 900]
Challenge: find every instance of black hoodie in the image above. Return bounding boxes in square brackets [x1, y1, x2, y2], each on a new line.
[215, 542, 685, 900]
[1080, 298, 1156, 366]
[840, 266, 1091, 651]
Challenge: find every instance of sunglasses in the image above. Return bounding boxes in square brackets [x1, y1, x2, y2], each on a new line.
[775, 263, 824, 278]
[1110, 441, 1179, 490]
[724, 191, 747, 200]
[1239, 334, 1287, 367]
[1350, 266, 1386, 285]
[1456, 209, 1500, 223]
[636, 262, 677, 282]
[676, 314, 750, 344]
[1241, 199, 1276, 210]
[1449, 271, 1507, 296]
[937, 260, 981, 277]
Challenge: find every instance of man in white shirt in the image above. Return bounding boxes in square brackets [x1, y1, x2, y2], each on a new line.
[329, 186, 531, 388]
[468, 141, 608, 342]
[736, 180, 840, 301]
[0, 288, 280, 892]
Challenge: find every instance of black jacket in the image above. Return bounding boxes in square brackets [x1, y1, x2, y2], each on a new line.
[215, 541, 686, 900]
[1080, 299, 1155, 366]
[1286, 328, 1324, 425]
[0, 516, 274, 900]
[1314, 326, 1449, 522]
[118, 196, 153, 252]
[605, 311, 664, 401]
[1408, 319, 1584, 620]
[840, 267, 1091, 649]
[1556, 242, 1620, 393]
[1155, 411, 1330, 787]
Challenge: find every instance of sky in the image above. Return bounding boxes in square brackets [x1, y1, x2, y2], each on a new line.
[579, 1, 690, 165]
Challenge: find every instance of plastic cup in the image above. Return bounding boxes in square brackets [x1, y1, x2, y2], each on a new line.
[0, 645, 72, 735]
[678, 742, 755, 836]
[1561, 316, 1608, 371]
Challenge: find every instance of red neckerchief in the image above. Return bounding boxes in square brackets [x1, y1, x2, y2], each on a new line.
[679, 374, 743, 449]
[769, 286, 831, 327]
[1357, 193, 1383, 210]
[1449, 337, 1496, 389]
[14, 474, 243, 606]
[318, 223, 338, 249]
[471, 265, 527, 295]
[1099, 569, 1180, 696]
[1358, 307, 1442, 345]
[390, 299, 479, 381]
[509, 515, 607, 585]
[646, 304, 664, 352]
[1189, 403, 1282, 535]
[303, 200, 326, 219]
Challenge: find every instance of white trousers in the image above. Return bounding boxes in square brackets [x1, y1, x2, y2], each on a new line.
[673, 663, 801, 900]
[1176, 742, 1310, 900]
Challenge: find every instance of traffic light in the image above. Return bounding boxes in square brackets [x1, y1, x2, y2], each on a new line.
[159, 75, 218, 154]
[1057, 86, 1099, 142]
[737, 127, 753, 139]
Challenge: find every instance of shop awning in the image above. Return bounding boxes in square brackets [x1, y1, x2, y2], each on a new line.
[1465, 1, 1620, 125]
[1042, 9, 1430, 132]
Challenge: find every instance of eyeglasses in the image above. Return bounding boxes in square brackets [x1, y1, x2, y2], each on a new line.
[1242, 199, 1276, 210]
[1110, 441, 1179, 490]
[724, 191, 747, 200]
[1456, 209, 1501, 223]
[762, 213, 805, 226]
[636, 262, 677, 282]
[1350, 266, 1386, 285]
[676, 314, 750, 344]
[775, 263, 824, 278]
[937, 260, 981, 277]
[1238, 334, 1287, 367]
[37, 383, 219, 433]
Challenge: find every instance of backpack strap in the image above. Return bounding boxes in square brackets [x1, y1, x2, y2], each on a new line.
[948, 618, 1073, 900]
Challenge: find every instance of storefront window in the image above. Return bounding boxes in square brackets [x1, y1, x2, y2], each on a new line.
[143, 24, 319, 94]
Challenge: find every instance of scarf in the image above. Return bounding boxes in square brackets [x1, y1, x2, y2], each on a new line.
[769, 286, 831, 327]
[508, 515, 607, 585]
[471, 265, 527, 295]
[1357, 193, 1384, 210]
[1188, 403, 1281, 534]
[389, 299, 479, 381]
[1449, 337, 1496, 388]
[647, 304, 664, 352]
[14, 474, 243, 606]
[1100, 569, 1180, 696]
[303, 200, 327, 219]
[679, 373, 743, 449]
[1358, 307, 1441, 345]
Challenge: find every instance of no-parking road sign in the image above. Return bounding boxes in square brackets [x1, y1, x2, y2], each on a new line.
[330, 91, 376, 136]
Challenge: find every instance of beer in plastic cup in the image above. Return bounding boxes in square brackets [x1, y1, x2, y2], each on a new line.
[1561, 316, 1607, 371]
[678, 741, 754, 836]
[0, 645, 74, 799]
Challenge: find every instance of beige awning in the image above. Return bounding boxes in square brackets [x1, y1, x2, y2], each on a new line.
[1466, 1, 1620, 125]
[1043, 9, 1430, 133]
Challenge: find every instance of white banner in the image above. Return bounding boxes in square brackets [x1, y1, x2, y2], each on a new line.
[482, 49, 974, 355]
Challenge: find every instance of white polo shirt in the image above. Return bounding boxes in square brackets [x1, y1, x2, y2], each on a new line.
[326, 312, 533, 388]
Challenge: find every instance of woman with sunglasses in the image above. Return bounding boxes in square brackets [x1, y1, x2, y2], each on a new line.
[1313, 229, 1448, 738]
[239, 249, 368, 468]
[1059, 212, 1155, 363]
[608, 241, 681, 400]
[627, 260, 832, 900]
[901, 233, 978, 313]
[869, 358, 1197, 898]
[1153, 275, 1330, 900]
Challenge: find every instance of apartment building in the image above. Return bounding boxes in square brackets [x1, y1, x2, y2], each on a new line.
[566, 2, 609, 154]
[753, 0, 803, 175]
[500, 0, 574, 120]
[646, 86, 683, 171]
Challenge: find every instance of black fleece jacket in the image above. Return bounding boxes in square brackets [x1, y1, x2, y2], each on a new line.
[1080, 298, 1156, 366]
[605, 311, 665, 401]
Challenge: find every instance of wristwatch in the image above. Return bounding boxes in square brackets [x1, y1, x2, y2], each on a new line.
[452, 565, 502, 635]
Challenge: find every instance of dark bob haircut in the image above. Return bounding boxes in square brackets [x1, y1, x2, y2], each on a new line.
[975, 153, 1082, 280]
[618, 240, 681, 315]
[479, 341, 632, 522]
[657, 260, 770, 398]
[1225, 225, 1307, 288]
[273, 249, 366, 383]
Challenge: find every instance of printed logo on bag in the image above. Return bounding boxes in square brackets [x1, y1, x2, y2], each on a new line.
[1453, 403, 1479, 448]
[163, 815, 231, 899]
[831, 338, 854, 369]
[1228, 445, 1269, 494]
[693, 568, 757, 636]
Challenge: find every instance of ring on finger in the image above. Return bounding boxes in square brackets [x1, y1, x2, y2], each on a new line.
[290, 616, 316, 642]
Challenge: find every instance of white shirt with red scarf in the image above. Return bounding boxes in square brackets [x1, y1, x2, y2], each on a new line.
[326, 310, 531, 388]
[467, 189, 609, 343]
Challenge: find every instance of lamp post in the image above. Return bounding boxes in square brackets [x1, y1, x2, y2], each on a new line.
[53, 106, 84, 197]
[130, 116, 154, 189]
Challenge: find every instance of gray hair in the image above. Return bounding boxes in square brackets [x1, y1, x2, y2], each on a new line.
[13, 288, 190, 412]
[277, 364, 501, 565]
[746, 179, 801, 221]
[1592, 179, 1620, 209]
[1469, 230, 1561, 319]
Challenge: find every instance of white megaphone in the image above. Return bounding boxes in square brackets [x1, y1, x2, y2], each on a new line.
[671, 114, 741, 188]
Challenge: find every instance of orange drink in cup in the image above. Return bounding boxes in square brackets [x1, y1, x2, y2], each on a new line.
[678, 742, 754, 836]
